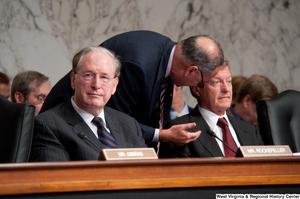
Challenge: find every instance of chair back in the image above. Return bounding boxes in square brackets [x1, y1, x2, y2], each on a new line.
[256, 90, 300, 152]
[0, 95, 35, 163]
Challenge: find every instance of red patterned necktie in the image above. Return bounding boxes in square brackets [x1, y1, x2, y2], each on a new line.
[92, 117, 118, 148]
[217, 118, 238, 157]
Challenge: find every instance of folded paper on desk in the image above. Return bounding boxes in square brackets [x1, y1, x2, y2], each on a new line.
[99, 148, 158, 160]
[235, 145, 293, 157]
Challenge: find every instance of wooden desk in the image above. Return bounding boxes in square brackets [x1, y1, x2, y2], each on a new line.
[0, 157, 299, 198]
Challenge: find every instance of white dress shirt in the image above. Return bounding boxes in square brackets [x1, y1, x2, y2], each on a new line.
[71, 97, 110, 138]
[198, 106, 241, 155]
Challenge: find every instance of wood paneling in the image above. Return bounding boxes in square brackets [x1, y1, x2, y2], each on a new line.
[0, 157, 299, 195]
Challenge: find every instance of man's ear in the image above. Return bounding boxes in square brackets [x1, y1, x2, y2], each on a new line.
[190, 85, 201, 98]
[70, 71, 76, 90]
[14, 91, 25, 103]
[242, 94, 252, 108]
[184, 65, 199, 76]
[111, 77, 119, 95]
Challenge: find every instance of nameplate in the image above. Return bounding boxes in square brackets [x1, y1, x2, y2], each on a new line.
[236, 145, 293, 157]
[99, 148, 158, 161]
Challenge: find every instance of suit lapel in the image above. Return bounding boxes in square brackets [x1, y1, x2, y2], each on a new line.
[229, 117, 250, 145]
[164, 78, 174, 122]
[64, 101, 103, 152]
[104, 107, 125, 148]
[189, 107, 224, 157]
[149, 76, 165, 115]
[148, 43, 175, 123]
[148, 77, 174, 128]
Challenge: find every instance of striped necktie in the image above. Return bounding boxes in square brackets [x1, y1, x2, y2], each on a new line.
[217, 117, 237, 157]
[159, 77, 169, 129]
[157, 77, 168, 154]
[92, 117, 118, 148]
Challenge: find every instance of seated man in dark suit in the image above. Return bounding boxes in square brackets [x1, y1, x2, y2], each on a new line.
[159, 60, 263, 158]
[29, 46, 146, 162]
[11, 70, 51, 115]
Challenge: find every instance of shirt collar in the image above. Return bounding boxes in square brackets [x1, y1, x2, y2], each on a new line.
[230, 104, 243, 120]
[166, 45, 176, 77]
[71, 97, 106, 126]
[198, 105, 230, 129]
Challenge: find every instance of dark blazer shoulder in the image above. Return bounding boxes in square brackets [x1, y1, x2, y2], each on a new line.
[228, 115, 264, 145]
[228, 115, 257, 133]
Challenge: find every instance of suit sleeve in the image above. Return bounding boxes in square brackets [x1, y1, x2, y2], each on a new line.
[139, 124, 155, 146]
[106, 61, 156, 145]
[132, 118, 148, 148]
[41, 71, 73, 113]
[107, 61, 146, 116]
[29, 118, 70, 162]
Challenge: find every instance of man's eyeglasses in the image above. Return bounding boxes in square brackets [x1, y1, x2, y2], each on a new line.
[197, 69, 204, 88]
[74, 71, 115, 85]
[29, 93, 47, 104]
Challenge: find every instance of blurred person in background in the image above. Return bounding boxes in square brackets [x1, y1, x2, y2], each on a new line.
[169, 85, 192, 120]
[0, 72, 10, 99]
[227, 74, 278, 127]
[231, 75, 247, 105]
[11, 70, 51, 115]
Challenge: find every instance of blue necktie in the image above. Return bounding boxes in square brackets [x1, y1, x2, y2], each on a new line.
[92, 117, 118, 148]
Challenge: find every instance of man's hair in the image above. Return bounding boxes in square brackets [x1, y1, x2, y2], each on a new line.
[72, 46, 121, 78]
[181, 35, 224, 74]
[0, 72, 9, 85]
[236, 74, 278, 103]
[232, 76, 247, 102]
[11, 70, 49, 102]
[190, 59, 229, 98]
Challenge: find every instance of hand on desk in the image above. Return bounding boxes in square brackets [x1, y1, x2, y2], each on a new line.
[159, 123, 201, 146]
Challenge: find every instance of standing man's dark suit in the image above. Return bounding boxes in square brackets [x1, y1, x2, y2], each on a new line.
[41, 31, 175, 145]
[159, 107, 263, 158]
[30, 102, 146, 161]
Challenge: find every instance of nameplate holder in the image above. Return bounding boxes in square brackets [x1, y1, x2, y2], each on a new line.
[235, 145, 293, 157]
[99, 148, 158, 161]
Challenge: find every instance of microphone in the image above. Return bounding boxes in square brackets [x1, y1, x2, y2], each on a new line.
[206, 130, 236, 154]
[77, 132, 101, 151]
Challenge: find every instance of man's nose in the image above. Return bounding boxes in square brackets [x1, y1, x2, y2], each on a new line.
[222, 81, 230, 91]
[92, 76, 103, 89]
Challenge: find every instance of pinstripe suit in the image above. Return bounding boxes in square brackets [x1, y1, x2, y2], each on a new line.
[29, 101, 147, 162]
